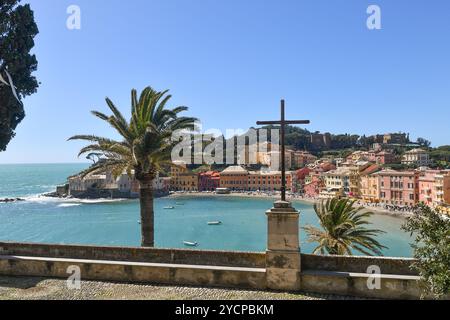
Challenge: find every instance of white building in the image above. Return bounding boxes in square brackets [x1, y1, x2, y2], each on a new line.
[402, 148, 431, 167]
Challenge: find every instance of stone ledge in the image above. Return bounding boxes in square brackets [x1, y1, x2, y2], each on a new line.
[0, 255, 267, 290]
[302, 270, 420, 281]
[300, 270, 449, 300]
[0, 241, 265, 268]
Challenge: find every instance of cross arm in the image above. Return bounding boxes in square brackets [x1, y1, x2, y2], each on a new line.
[256, 120, 310, 125]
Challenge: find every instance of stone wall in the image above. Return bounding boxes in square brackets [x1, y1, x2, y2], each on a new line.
[301, 253, 417, 276]
[0, 242, 265, 268]
[1, 241, 446, 299]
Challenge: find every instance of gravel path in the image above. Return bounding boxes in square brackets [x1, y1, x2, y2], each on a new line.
[0, 276, 358, 300]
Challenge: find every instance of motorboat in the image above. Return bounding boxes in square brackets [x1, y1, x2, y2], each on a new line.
[183, 241, 198, 247]
[207, 221, 222, 225]
[163, 206, 175, 210]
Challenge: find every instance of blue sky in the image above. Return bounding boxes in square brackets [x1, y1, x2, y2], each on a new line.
[1, 0, 449, 164]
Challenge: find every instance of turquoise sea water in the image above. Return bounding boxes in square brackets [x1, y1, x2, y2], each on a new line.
[0, 164, 414, 257]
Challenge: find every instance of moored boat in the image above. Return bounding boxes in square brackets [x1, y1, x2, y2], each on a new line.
[183, 241, 198, 247]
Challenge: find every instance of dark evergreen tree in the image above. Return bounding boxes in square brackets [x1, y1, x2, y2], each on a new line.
[0, 0, 39, 151]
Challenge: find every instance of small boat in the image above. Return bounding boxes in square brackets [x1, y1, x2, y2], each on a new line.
[183, 241, 198, 247]
[207, 221, 222, 225]
[163, 206, 175, 210]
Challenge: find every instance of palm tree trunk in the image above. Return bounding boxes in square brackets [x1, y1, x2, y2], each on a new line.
[138, 177, 154, 247]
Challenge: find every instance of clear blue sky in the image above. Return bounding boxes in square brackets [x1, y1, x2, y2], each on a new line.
[1, 0, 449, 164]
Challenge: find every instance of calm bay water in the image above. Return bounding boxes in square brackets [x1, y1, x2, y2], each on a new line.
[0, 164, 414, 257]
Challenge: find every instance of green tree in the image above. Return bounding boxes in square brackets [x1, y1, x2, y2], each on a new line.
[69, 87, 197, 247]
[417, 137, 432, 148]
[402, 204, 450, 298]
[303, 198, 387, 256]
[0, 0, 39, 151]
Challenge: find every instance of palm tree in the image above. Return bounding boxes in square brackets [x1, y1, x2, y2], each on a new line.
[303, 198, 387, 256]
[69, 87, 197, 247]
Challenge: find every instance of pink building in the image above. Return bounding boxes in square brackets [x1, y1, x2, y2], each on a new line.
[375, 151, 397, 165]
[375, 169, 419, 206]
[292, 167, 311, 193]
[304, 175, 324, 198]
[418, 170, 450, 207]
[199, 171, 220, 191]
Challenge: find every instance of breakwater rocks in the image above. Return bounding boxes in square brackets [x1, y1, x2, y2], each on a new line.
[0, 198, 25, 203]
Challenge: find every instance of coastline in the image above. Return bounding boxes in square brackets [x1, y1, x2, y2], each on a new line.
[165, 192, 413, 218]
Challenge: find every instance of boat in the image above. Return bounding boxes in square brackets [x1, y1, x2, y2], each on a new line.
[163, 206, 175, 210]
[207, 221, 222, 225]
[183, 241, 198, 247]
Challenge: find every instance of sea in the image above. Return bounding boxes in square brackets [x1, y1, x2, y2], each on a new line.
[0, 163, 414, 257]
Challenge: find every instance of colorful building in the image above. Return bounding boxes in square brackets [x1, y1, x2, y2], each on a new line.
[360, 165, 382, 203]
[375, 151, 397, 165]
[418, 170, 450, 207]
[323, 168, 351, 196]
[177, 172, 198, 191]
[292, 151, 317, 169]
[219, 166, 248, 191]
[375, 169, 419, 206]
[402, 148, 431, 167]
[292, 167, 311, 193]
[304, 174, 325, 198]
[170, 161, 187, 191]
[247, 169, 293, 192]
[199, 171, 220, 191]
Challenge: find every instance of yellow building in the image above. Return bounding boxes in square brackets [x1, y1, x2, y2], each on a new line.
[177, 172, 199, 191]
[360, 174, 380, 203]
[324, 168, 351, 195]
[170, 161, 187, 191]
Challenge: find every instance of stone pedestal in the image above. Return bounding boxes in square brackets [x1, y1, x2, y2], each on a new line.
[266, 201, 301, 291]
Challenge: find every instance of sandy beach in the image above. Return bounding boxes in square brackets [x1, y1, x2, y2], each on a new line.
[166, 192, 413, 218]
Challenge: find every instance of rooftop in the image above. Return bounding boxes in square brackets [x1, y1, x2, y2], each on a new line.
[220, 166, 248, 174]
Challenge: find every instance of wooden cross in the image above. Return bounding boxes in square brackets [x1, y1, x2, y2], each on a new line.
[257, 100, 310, 202]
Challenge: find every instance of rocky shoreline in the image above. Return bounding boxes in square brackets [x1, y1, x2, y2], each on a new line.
[0, 198, 25, 203]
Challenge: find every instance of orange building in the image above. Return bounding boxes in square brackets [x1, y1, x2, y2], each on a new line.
[247, 170, 293, 192]
[219, 166, 248, 191]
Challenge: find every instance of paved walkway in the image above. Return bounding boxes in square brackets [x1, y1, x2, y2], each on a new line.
[0, 276, 358, 300]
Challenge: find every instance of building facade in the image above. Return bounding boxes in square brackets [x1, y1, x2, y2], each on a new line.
[375, 169, 419, 206]
[199, 171, 220, 191]
[219, 166, 248, 191]
[402, 149, 431, 167]
[418, 170, 450, 207]
[247, 169, 293, 192]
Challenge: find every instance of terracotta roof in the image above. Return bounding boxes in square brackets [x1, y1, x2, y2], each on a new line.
[360, 164, 381, 176]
